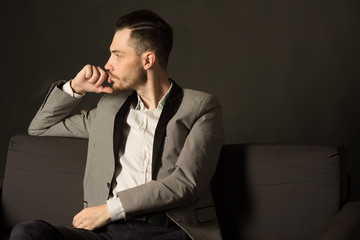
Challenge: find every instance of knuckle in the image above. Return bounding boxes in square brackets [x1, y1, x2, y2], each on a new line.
[84, 64, 91, 71]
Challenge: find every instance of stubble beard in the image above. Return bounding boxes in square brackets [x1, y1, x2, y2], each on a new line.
[110, 67, 147, 92]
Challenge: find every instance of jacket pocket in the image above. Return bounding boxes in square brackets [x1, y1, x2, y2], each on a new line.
[195, 205, 217, 223]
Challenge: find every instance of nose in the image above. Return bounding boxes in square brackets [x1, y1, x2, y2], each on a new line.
[104, 59, 113, 71]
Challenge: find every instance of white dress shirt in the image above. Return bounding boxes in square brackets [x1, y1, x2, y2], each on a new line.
[62, 81, 172, 221]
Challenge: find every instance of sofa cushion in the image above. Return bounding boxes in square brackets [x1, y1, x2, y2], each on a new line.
[1, 135, 88, 228]
[213, 144, 342, 240]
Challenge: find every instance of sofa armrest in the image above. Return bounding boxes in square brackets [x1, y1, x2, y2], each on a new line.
[321, 201, 360, 240]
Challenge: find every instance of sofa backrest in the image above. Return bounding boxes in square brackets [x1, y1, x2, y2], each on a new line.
[1, 135, 88, 228]
[1, 135, 342, 240]
[212, 144, 342, 240]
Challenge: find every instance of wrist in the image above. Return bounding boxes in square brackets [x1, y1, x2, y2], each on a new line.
[107, 197, 125, 221]
[70, 80, 85, 95]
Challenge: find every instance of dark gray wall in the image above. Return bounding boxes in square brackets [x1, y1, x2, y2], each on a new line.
[1, 0, 360, 194]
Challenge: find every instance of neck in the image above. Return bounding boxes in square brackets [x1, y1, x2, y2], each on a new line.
[136, 69, 170, 110]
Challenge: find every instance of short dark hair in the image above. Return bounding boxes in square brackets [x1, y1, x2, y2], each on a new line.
[115, 9, 173, 69]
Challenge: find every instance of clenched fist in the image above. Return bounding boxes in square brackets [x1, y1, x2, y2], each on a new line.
[70, 64, 114, 95]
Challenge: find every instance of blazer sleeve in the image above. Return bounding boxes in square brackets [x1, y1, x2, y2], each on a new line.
[28, 81, 97, 138]
[116, 94, 224, 218]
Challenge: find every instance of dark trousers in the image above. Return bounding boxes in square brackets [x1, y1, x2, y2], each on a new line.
[10, 220, 189, 240]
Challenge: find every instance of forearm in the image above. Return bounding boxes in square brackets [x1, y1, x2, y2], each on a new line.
[117, 136, 223, 218]
[29, 64, 112, 137]
[28, 81, 90, 138]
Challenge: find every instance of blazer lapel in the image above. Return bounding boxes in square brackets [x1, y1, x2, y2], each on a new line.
[113, 91, 137, 160]
[111, 82, 183, 180]
[152, 81, 184, 179]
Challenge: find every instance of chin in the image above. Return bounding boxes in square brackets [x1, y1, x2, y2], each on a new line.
[112, 84, 132, 92]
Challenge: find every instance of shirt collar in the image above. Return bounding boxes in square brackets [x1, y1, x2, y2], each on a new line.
[135, 82, 173, 111]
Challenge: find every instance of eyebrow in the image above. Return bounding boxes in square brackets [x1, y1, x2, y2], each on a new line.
[111, 50, 124, 54]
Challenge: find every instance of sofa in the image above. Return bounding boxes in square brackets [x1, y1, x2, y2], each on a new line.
[1, 134, 360, 239]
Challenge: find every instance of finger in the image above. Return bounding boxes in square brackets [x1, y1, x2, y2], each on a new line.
[102, 86, 114, 94]
[72, 210, 84, 227]
[76, 221, 88, 230]
[84, 222, 96, 231]
[94, 66, 108, 87]
[84, 64, 93, 79]
[72, 214, 78, 226]
[96, 86, 114, 94]
[73, 218, 79, 228]
[85, 225, 95, 231]
[88, 65, 100, 83]
[73, 217, 86, 229]
[72, 216, 80, 228]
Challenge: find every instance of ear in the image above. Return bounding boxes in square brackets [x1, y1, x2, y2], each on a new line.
[142, 52, 156, 70]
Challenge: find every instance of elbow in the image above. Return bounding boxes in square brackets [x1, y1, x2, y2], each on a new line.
[28, 124, 36, 136]
[171, 175, 205, 203]
[28, 127, 41, 136]
[28, 122, 46, 136]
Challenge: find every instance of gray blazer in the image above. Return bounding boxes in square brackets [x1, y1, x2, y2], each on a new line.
[29, 80, 224, 240]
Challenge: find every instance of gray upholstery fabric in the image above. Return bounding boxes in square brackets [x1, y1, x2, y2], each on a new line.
[213, 144, 342, 240]
[1, 135, 88, 228]
[2, 135, 348, 240]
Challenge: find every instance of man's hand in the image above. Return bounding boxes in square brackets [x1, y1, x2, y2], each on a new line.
[71, 64, 114, 95]
[72, 204, 111, 231]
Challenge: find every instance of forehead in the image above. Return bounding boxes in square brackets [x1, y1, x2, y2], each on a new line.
[110, 28, 133, 51]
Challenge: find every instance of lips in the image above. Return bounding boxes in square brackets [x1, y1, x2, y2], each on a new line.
[108, 75, 113, 84]
[108, 74, 117, 84]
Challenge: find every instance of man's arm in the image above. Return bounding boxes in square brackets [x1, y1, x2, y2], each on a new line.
[28, 65, 114, 230]
[28, 65, 112, 138]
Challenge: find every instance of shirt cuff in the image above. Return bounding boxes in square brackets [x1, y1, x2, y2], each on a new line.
[106, 197, 126, 221]
[62, 81, 85, 98]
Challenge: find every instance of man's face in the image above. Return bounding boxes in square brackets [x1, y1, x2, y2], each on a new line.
[105, 28, 146, 92]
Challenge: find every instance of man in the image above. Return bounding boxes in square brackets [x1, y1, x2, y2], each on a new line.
[10, 9, 224, 240]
